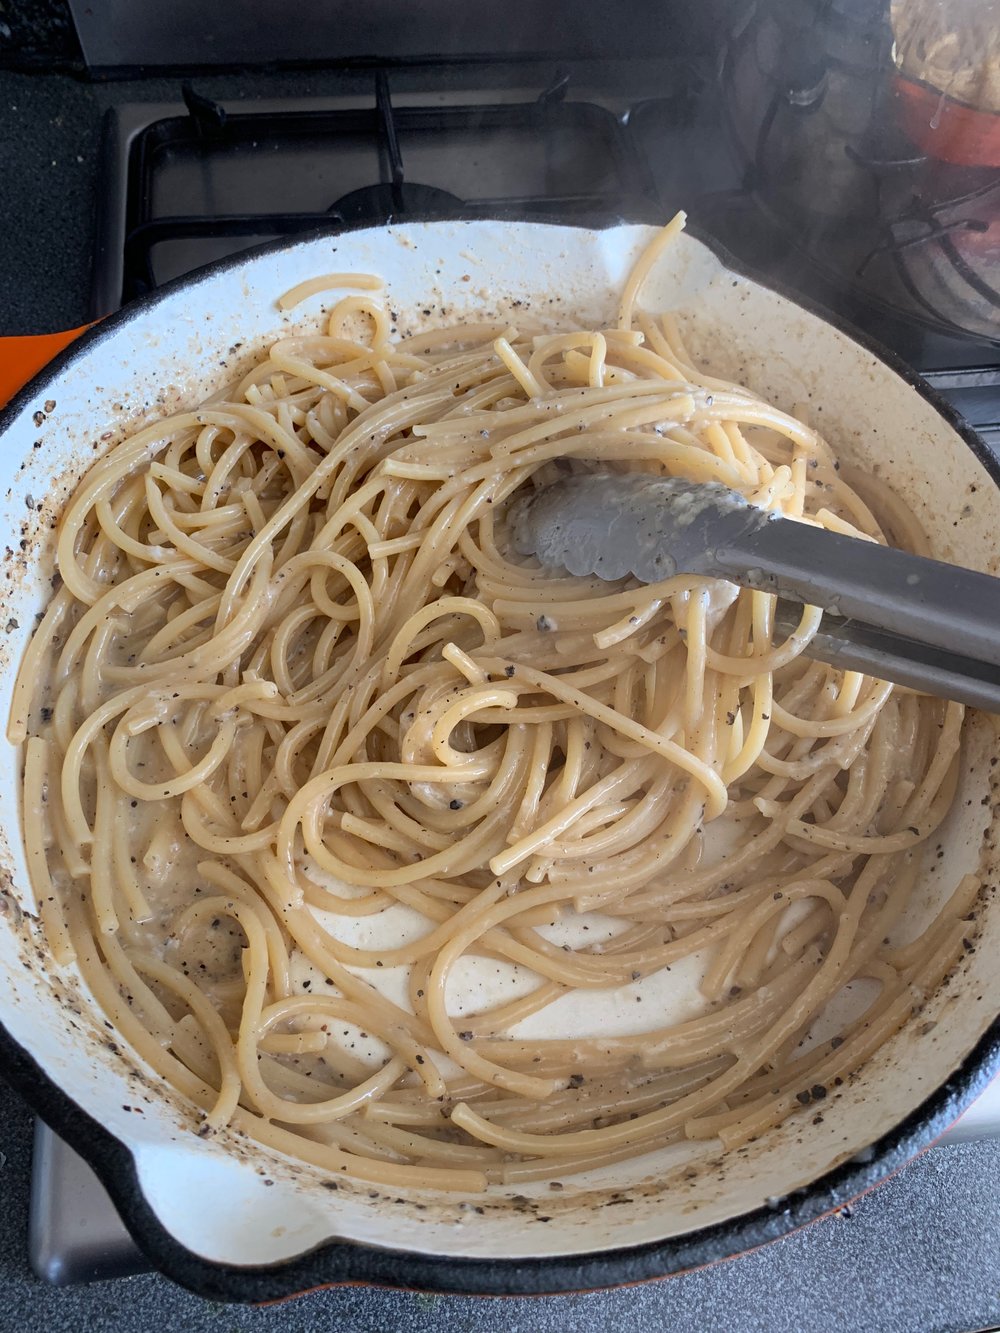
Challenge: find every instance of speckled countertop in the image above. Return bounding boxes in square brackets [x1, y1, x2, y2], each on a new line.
[1, 64, 999, 1333]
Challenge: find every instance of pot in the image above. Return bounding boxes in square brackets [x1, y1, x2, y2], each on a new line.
[0, 219, 998, 1301]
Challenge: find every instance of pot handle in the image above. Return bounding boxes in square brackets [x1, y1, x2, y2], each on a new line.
[0, 326, 92, 409]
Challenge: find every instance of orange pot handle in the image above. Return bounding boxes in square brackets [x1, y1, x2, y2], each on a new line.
[0, 326, 93, 410]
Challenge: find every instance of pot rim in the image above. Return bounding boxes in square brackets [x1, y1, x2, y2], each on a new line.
[2, 212, 998, 1302]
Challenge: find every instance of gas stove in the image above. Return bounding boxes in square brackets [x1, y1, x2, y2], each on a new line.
[29, 63, 1000, 1285]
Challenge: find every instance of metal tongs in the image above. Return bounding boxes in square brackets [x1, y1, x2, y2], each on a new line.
[509, 472, 1000, 713]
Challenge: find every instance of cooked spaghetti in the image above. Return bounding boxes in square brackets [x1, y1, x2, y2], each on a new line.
[10, 217, 976, 1193]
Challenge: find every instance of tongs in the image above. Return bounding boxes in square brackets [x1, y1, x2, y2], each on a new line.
[509, 472, 1000, 713]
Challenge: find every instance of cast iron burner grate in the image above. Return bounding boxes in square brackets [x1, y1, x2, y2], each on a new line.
[119, 70, 657, 302]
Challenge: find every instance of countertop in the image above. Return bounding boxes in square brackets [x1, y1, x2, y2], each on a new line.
[1, 64, 999, 1333]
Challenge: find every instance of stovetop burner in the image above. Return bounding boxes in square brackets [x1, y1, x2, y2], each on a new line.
[717, 0, 1000, 350]
[31, 62, 1000, 1286]
[332, 181, 464, 224]
[108, 70, 657, 304]
[88, 65, 1000, 433]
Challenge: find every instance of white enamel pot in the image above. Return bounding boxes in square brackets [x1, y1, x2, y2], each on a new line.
[0, 220, 997, 1302]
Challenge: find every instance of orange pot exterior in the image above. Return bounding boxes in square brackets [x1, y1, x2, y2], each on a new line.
[894, 72, 1000, 168]
[0, 326, 91, 409]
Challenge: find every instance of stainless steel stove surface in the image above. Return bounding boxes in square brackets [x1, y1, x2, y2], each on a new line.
[29, 63, 1000, 1285]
